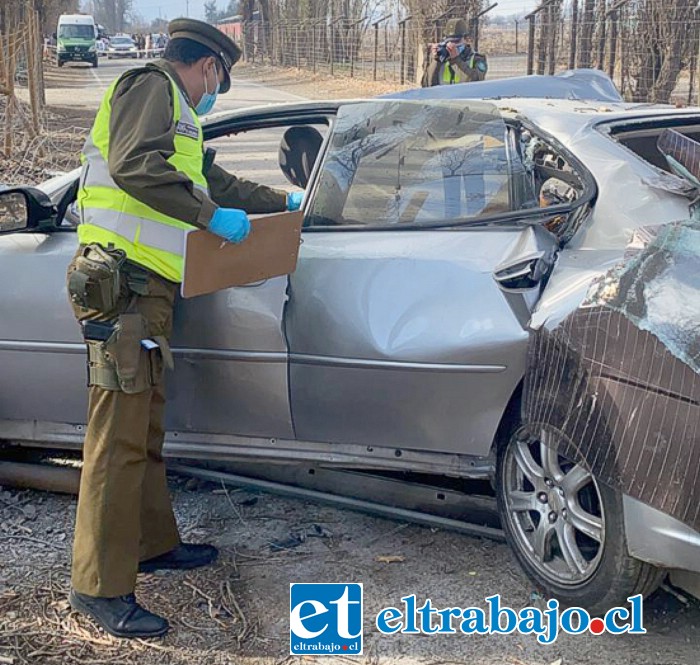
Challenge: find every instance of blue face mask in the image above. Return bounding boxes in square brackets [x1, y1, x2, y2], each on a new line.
[195, 64, 219, 116]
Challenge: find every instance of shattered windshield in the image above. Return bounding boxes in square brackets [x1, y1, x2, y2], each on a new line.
[307, 100, 536, 227]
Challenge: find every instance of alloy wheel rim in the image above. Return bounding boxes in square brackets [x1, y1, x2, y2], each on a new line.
[503, 427, 605, 587]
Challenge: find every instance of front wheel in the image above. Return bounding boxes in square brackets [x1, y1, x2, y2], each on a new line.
[496, 425, 663, 616]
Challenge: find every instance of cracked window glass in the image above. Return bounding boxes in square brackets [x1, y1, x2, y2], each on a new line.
[307, 100, 536, 228]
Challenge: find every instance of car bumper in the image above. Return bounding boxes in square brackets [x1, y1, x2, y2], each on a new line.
[58, 52, 95, 61]
[624, 494, 700, 574]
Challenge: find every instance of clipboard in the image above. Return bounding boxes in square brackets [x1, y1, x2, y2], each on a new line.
[181, 210, 303, 298]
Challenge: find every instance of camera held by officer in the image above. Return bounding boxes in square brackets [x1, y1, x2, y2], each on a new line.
[422, 19, 488, 87]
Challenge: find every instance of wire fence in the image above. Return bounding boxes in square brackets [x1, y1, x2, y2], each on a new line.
[226, 5, 700, 105]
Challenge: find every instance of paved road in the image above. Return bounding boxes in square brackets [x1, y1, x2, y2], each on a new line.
[37, 58, 306, 192]
[42, 57, 307, 111]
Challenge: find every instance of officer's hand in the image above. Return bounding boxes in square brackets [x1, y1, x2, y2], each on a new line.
[446, 42, 459, 60]
[287, 191, 304, 212]
[446, 42, 466, 60]
[209, 208, 251, 243]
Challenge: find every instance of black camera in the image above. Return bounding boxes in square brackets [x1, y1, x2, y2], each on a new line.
[436, 37, 463, 63]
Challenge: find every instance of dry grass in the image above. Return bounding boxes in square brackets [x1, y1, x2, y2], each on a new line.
[234, 62, 413, 100]
[0, 97, 89, 187]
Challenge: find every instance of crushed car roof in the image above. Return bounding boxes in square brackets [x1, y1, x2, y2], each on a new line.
[383, 69, 624, 103]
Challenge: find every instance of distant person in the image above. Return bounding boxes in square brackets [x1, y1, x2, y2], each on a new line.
[422, 19, 488, 87]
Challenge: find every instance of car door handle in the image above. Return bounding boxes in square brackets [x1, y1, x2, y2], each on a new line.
[493, 252, 553, 291]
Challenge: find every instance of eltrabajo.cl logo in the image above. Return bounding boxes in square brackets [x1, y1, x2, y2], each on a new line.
[290, 583, 363, 655]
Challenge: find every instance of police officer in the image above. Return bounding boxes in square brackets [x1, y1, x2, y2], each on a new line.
[440, 19, 488, 85]
[66, 18, 303, 638]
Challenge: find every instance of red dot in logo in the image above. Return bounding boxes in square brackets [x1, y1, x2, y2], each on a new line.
[342, 646, 348, 651]
[590, 618, 605, 635]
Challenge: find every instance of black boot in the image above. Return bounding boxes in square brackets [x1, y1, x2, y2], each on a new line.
[69, 589, 169, 638]
[139, 543, 219, 573]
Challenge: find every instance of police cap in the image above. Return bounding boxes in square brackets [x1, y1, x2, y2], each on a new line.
[445, 18, 468, 38]
[168, 17, 241, 93]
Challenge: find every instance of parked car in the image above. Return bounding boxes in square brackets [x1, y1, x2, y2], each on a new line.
[107, 35, 138, 59]
[0, 71, 697, 614]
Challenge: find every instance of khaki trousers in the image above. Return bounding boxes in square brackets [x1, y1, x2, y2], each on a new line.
[68, 250, 181, 597]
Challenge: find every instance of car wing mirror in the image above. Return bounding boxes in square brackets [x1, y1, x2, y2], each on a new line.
[0, 187, 55, 235]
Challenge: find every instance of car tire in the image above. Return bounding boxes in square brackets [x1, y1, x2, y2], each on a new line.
[496, 423, 664, 616]
[57, 59, 64, 67]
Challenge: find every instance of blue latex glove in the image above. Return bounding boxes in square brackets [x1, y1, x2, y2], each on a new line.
[287, 191, 304, 211]
[208, 208, 250, 243]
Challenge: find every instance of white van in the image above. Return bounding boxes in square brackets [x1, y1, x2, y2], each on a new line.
[56, 14, 98, 68]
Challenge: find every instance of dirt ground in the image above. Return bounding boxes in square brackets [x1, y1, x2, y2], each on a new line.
[232, 62, 415, 99]
[1, 469, 699, 665]
[1, 60, 700, 665]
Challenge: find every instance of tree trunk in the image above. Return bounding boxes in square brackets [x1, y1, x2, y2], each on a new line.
[577, 0, 595, 68]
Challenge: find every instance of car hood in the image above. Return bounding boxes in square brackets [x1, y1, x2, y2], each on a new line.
[384, 69, 623, 103]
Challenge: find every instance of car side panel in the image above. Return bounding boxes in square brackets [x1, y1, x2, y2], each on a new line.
[286, 228, 545, 456]
[169, 277, 294, 438]
[0, 232, 87, 423]
[0, 232, 294, 439]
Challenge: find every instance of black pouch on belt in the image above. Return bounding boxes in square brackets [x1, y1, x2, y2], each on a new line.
[68, 243, 125, 312]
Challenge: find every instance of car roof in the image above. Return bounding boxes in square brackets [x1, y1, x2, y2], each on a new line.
[203, 91, 700, 149]
[384, 69, 625, 104]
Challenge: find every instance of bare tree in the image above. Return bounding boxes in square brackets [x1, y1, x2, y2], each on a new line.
[1, 0, 78, 34]
[90, 0, 132, 34]
[625, 0, 696, 103]
[577, 0, 595, 68]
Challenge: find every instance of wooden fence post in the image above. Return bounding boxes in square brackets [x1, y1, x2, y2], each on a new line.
[399, 15, 412, 85]
[372, 14, 391, 81]
[569, 0, 579, 69]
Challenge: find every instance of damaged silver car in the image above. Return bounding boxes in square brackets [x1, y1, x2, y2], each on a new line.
[0, 71, 697, 613]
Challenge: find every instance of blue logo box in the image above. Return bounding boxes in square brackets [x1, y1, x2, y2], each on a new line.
[290, 583, 363, 655]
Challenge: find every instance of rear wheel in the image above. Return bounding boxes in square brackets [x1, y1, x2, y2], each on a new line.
[496, 425, 663, 616]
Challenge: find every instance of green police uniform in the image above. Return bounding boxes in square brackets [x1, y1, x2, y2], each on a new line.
[441, 18, 487, 85]
[69, 21, 287, 598]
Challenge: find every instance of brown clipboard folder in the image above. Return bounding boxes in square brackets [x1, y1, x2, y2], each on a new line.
[180, 210, 303, 298]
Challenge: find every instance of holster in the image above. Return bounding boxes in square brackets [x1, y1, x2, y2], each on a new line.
[82, 314, 174, 393]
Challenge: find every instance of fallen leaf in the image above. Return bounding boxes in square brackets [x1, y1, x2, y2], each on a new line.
[376, 555, 405, 563]
[468, 571, 477, 576]
[548, 659, 563, 665]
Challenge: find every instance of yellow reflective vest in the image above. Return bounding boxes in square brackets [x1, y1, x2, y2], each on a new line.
[442, 56, 476, 84]
[77, 70, 206, 283]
